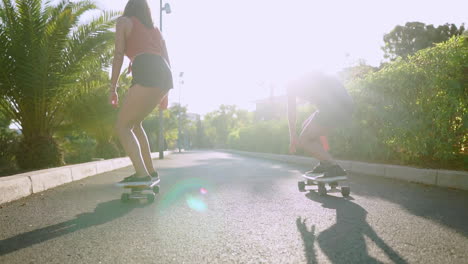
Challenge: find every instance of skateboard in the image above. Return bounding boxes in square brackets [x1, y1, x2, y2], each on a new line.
[298, 172, 350, 197]
[116, 178, 160, 203]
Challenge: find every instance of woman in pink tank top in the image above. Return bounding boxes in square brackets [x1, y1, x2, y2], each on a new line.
[109, 0, 173, 184]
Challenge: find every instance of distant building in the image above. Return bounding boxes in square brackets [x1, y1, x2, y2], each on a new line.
[254, 95, 288, 121]
[254, 87, 308, 121]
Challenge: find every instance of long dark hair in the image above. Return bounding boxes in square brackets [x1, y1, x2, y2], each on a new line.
[123, 0, 154, 29]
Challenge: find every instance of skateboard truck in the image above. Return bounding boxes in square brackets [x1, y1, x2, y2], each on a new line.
[117, 179, 160, 203]
[299, 172, 350, 197]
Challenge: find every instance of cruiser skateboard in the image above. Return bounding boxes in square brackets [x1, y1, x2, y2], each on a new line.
[116, 178, 160, 203]
[298, 172, 350, 197]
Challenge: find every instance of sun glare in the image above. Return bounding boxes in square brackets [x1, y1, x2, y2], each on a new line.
[90, 0, 466, 115]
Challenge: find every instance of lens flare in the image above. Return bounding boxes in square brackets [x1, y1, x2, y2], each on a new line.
[186, 195, 207, 212]
[158, 178, 214, 212]
[200, 188, 208, 195]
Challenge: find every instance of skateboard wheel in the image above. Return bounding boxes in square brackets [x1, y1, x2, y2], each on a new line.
[152, 185, 160, 194]
[121, 193, 130, 202]
[341, 186, 350, 197]
[146, 193, 155, 203]
[298, 181, 306, 192]
[318, 183, 327, 196]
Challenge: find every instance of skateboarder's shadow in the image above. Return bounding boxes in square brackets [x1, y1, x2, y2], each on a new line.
[0, 200, 142, 256]
[300, 193, 408, 264]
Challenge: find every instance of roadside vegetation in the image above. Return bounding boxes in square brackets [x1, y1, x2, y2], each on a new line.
[0, 0, 465, 177]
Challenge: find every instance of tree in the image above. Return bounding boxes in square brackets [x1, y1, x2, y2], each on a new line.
[338, 60, 378, 83]
[60, 70, 132, 159]
[142, 103, 190, 151]
[194, 118, 207, 148]
[203, 105, 252, 147]
[0, 0, 118, 169]
[0, 110, 10, 129]
[383, 22, 465, 60]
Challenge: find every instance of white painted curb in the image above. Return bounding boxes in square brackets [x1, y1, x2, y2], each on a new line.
[0, 176, 32, 205]
[222, 149, 468, 191]
[0, 151, 173, 205]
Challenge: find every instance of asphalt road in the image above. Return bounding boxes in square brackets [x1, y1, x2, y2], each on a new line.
[1, 151, 467, 264]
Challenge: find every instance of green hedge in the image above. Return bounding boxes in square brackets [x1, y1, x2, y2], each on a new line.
[0, 128, 19, 174]
[228, 121, 290, 154]
[228, 37, 467, 170]
[333, 36, 467, 169]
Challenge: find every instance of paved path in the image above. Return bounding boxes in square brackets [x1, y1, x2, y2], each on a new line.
[1, 151, 467, 263]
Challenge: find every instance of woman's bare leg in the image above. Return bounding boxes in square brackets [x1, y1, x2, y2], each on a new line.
[298, 114, 333, 162]
[133, 122, 156, 175]
[116, 84, 167, 178]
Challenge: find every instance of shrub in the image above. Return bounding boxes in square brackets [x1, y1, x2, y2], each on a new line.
[0, 128, 19, 174]
[229, 120, 290, 154]
[331, 36, 467, 169]
[62, 134, 96, 164]
[16, 135, 64, 170]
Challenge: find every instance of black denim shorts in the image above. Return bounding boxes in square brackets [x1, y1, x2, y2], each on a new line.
[131, 53, 173, 90]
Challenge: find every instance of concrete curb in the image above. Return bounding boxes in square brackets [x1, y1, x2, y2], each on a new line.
[0, 151, 173, 205]
[222, 149, 468, 191]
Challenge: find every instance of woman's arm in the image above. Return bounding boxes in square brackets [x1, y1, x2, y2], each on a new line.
[110, 17, 129, 92]
[161, 38, 170, 66]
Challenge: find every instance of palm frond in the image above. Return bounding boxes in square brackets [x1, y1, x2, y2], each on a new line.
[59, 10, 119, 81]
[69, 0, 96, 22]
[0, 0, 119, 136]
[0, 0, 18, 28]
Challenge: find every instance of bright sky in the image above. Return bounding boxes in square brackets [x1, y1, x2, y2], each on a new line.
[92, 0, 466, 115]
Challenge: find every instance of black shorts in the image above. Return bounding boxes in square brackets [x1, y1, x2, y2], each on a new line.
[131, 53, 173, 90]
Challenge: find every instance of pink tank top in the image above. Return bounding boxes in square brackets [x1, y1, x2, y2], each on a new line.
[125, 17, 164, 62]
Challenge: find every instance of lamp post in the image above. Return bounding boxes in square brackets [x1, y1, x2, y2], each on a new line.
[158, 0, 171, 159]
[177, 72, 184, 153]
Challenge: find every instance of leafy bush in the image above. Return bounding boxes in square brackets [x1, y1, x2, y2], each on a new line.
[62, 134, 96, 164]
[331, 36, 467, 169]
[95, 141, 121, 159]
[0, 128, 19, 174]
[16, 135, 64, 170]
[225, 37, 466, 170]
[228, 121, 289, 154]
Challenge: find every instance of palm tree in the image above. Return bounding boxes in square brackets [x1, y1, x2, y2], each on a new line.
[61, 70, 133, 160]
[0, 0, 119, 169]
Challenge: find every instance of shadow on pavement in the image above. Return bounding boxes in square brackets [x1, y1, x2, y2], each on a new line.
[296, 217, 318, 264]
[298, 192, 408, 264]
[0, 200, 142, 256]
[348, 174, 468, 237]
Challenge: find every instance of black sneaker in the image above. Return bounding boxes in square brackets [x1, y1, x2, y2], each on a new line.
[119, 174, 152, 184]
[313, 162, 329, 173]
[305, 161, 330, 175]
[150, 171, 159, 181]
[323, 165, 347, 178]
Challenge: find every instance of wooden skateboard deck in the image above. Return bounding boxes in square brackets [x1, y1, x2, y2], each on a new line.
[116, 178, 160, 188]
[116, 178, 160, 203]
[299, 172, 350, 197]
[302, 172, 347, 183]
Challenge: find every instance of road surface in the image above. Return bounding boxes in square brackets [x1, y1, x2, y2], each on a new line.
[1, 151, 467, 263]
